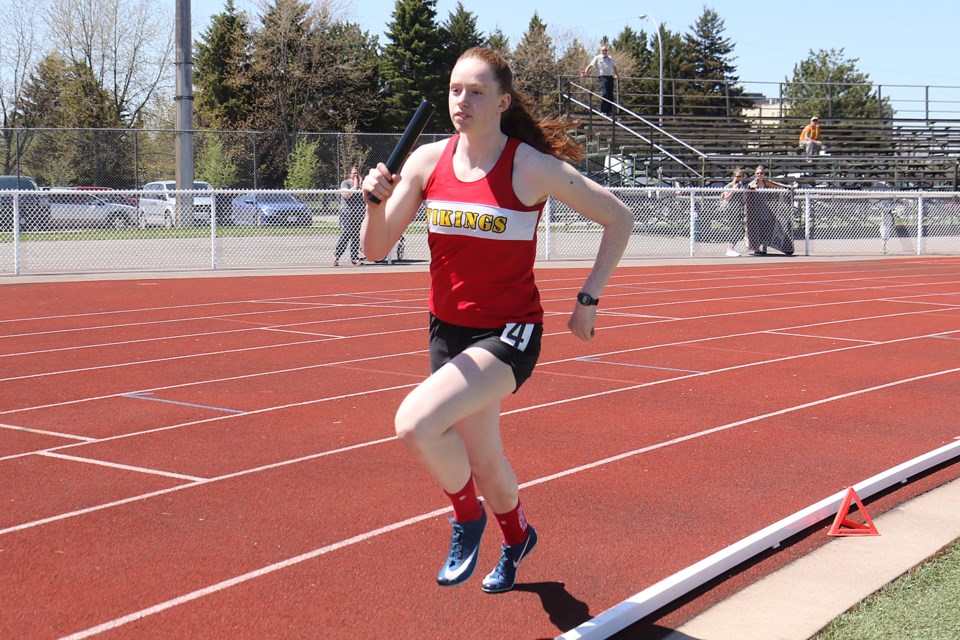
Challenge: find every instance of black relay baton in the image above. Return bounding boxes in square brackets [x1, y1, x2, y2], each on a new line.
[368, 100, 435, 204]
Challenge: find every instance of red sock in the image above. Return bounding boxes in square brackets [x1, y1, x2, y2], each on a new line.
[494, 500, 529, 547]
[445, 478, 483, 523]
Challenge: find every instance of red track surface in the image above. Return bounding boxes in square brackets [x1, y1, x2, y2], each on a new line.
[3, 258, 960, 639]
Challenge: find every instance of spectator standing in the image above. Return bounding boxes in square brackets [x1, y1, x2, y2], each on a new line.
[720, 168, 747, 256]
[746, 165, 794, 255]
[798, 116, 824, 157]
[581, 45, 619, 115]
[362, 46, 631, 593]
[334, 166, 364, 266]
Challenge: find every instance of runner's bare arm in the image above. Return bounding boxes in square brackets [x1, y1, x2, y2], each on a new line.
[514, 145, 632, 340]
[361, 142, 444, 262]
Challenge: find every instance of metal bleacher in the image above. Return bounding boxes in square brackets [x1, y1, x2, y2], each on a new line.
[562, 78, 960, 191]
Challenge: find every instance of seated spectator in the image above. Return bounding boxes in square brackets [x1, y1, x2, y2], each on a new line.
[798, 116, 824, 157]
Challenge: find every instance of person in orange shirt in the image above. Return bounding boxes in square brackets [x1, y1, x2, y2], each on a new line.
[798, 116, 824, 156]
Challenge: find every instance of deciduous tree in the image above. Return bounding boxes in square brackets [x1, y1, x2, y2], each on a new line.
[0, 0, 40, 173]
[44, 0, 173, 125]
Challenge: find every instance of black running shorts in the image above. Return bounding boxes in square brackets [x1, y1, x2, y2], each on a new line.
[428, 314, 543, 391]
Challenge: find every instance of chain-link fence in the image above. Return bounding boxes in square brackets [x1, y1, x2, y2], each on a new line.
[2, 187, 959, 276]
[0, 128, 451, 190]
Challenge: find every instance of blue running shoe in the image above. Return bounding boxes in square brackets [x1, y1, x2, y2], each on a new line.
[436, 505, 486, 587]
[481, 524, 538, 593]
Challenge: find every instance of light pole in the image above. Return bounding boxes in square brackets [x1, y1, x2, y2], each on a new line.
[638, 13, 663, 124]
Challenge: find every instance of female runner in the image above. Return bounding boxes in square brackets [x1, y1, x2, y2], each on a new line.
[362, 47, 632, 593]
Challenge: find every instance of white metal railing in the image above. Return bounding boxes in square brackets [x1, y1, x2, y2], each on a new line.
[2, 188, 960, 276]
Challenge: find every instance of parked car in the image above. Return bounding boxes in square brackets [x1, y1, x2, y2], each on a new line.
[230, 192, 312, 227]
[138, 180, 213, 228]
[0, 175, 51, 231]
[73, 186, 139, 209]
[47, 190, 136, 229]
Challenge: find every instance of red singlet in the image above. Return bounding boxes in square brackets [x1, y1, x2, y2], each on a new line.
[423, 135, 545, 328]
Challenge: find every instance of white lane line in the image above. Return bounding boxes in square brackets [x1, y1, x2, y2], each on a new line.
[0, 382, 420, 465]
[764, 331, 879, 344]
[0, 327, 423, 383]
[56, 504, 452, 640]
[259, 328, 345, 338]
[2, 314, 957, 471]
[0, 435, 400, 536]
[50, 365, 960, 640]
[0, 349, 428, 418]
[3, 285, 955, 385]
[0, 309, 425, 360]
[38, 452, 206, 482]
[577, 357, 704, 374]
[0, 422, 95, 442]
[6, 333, 959, 529]
[3, 270, 955, 356]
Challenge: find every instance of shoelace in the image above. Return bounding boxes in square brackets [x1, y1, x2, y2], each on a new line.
[447, 523, 466, 563]
[490, 547, 512, 576]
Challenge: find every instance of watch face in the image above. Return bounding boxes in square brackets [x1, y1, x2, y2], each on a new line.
[578, 292, 598, 306]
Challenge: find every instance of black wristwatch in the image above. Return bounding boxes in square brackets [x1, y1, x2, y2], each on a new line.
[577, 291, 599, 306]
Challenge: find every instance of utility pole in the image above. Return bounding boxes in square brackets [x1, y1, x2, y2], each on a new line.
[175, 0, 194, 225]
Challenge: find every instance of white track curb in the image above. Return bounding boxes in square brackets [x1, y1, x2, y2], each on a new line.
[558, 439, 960, 639]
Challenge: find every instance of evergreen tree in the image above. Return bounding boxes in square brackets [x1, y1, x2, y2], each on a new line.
[379, 0, 447, 131]
[784, 48, 894, 120]
[678, 8, 749, 117]
[439, 2, 484, 74]
[194, 0, 253, 129]
[511, 13, 559, 116]
[648, 27, 685, 118]
[613, 26, 651, 68]
[18, 54, 128, 186]
[611, 26, 657, 116]
[316, 20, 383, 131]
[485, 27, 510, 56]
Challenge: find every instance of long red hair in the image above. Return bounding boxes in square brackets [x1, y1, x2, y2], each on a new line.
[456, 47, 584, 163]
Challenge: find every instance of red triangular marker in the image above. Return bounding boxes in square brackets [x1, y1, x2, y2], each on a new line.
[828, 487, 880, 536]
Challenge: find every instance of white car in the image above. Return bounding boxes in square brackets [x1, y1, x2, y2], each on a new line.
[138, 180, 213, 228]
[48, 190, 136, 229]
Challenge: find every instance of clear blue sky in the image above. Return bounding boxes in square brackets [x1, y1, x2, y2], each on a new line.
[191, 0, 959, 102]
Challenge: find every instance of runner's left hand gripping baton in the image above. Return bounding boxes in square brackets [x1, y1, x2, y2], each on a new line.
[368, 100, 435, 204]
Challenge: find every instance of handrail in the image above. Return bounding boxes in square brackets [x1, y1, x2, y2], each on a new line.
[567, 81, 707, 159]
[559, 74, 960, 121]
[563, 84, 706, 179]
[565, 94, 702, 179]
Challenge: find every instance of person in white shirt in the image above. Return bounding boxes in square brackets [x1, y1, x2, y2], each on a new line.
[581, 45, 620, 115]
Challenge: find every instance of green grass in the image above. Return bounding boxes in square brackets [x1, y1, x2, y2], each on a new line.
[1, 221, 436, 243]
[1, 224, 344, 242]
[813, 537, 960, 640]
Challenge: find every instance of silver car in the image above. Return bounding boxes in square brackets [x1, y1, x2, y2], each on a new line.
[48, 190, 136, 229]
[138, 180, 213, 228]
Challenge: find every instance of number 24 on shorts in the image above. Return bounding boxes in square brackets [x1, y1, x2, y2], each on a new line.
[500, 323, 535, 351]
